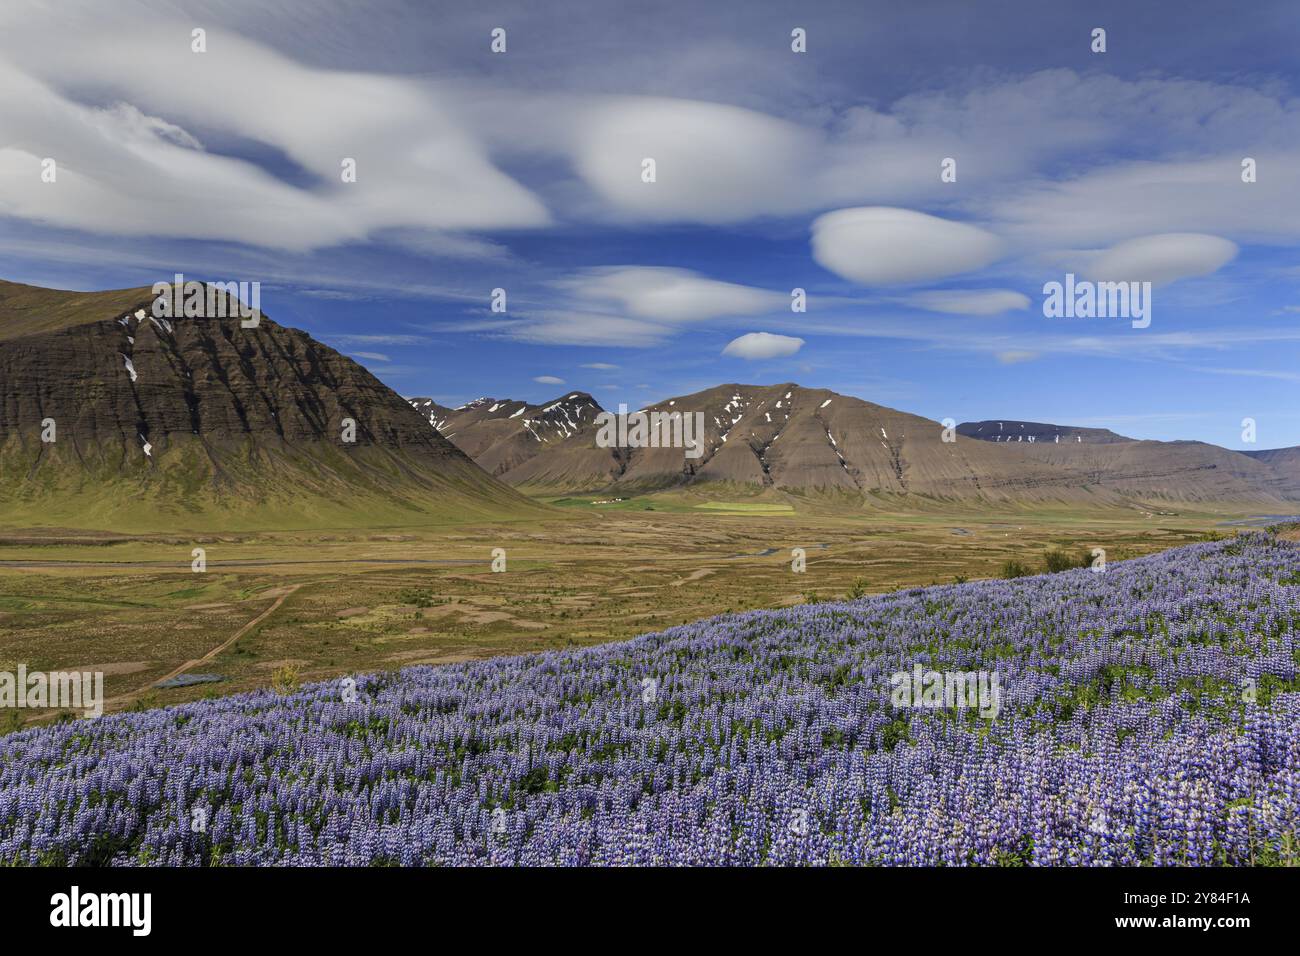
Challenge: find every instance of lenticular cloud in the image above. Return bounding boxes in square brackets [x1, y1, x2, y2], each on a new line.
[722, 332, 805, 360]
[1085, 233, 1238, 287]
[812, 207, 1005, 286]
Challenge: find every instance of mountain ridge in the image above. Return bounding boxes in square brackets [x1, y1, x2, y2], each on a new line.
[410, 383, 1300, 507]
[0, 279, 542, 531]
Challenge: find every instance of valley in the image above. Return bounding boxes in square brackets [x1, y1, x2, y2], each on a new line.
[0, 504, 1247, 725]
[1, 278, 1296, 727]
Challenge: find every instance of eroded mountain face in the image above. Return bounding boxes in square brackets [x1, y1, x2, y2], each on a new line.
[0, 279, 534, 528]
[622, 384, 1101, 501]
[406, 392, 620, 488]
[412, 382, 1300, 506]
[959, 418, 1300, 502]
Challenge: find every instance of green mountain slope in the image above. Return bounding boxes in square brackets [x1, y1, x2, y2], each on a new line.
[0, 279, 545, 531]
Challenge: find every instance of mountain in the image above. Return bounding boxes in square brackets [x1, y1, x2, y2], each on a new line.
[0, 279, 540, 530]
[413, 382, 1300, 508]
[406, 382, 1086, 503]
[959, 417, 1300, 503]
[1242, 446, 1300, 470]
[614, 383, 1114, 502]
[407, 392, 623, 491]
[957, 420, 1130, 444]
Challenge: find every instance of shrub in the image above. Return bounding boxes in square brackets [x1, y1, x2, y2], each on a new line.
[1043, 549, 1077, 574]
[270, 664, 301, 694]
[1000, 559, 1030, 579]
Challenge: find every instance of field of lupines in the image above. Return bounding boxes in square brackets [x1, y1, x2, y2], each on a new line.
[2, 532, 1299, 866]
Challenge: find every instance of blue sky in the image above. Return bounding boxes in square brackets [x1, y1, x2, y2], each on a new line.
[2, 0, 1299, 448]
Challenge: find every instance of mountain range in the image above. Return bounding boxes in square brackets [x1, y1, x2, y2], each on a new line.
[410, 388, 1300, 508]
[2, 277, 1296, 532]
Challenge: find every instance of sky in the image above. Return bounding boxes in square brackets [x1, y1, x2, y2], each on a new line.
[2, 0, 1300, 448]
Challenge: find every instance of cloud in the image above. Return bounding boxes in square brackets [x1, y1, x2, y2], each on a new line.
[535, 72, 1300, 230]
[333, 334, 429, 345]
[350, 351, 391, 362]
[5, 0, 1300, 266]
[995, 350, 1039, 364]
[722, 332, 805, 360]
[905, 289, 1030, 315]
[559, 266, 784, 321]
[811, 208, 1004, 286]
[0, 21, 548, 251]
[1186, 365, 1300, 383]
[568, 97, 818, 223]
[533, 375, 565, 385]
[581, 362, 619, 369]
[300, 289, 372, 301]
[1082, 233, 1239, 286]
[6, 4, 1300, 281]
[379, 229, 514, 262]
[992, 155, 1300, 249]
[505, 312, 673, 347]
[494, 267, 788, 346]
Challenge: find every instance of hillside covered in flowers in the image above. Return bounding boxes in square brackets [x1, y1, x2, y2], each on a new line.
[2, 532, 1298, 866]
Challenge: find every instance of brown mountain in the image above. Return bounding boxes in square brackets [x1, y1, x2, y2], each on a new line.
[959, 418, 1300, 503]
[415, 381, 1300, 508]
[407, 392, 623, 491]
[0, 279, 539, 530]
[1243, 446, 1300, 470]
[957, 419, 1130, 444]
[616, 383, 1113, 502]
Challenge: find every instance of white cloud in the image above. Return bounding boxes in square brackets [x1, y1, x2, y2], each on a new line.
[811, 208, 1004, 286]
[1186, 365, 1300, 383]
[379, 229, 514, 262]
[533, 375, 565, 385]
[905, 289, 1030, 315]
[581, 362, 619, 369]
[88, 101, 204, 150]
[492, 267, 788, 347]
[300, 290, 371, 301]
[569, 97, 817, 223]
[334, 334, 428, 345]
[350, 351, 391, 362]
[722, 332, 805, 360]
[4, 4, 1300, 274]
[560, 266, 784, 321]
[506, 312, 673, 347]
[0, 22, 548, 251]
[992, 155, 1300, 249]
[4, 3, 1300, 346]
[1082, 233, 1238, 286]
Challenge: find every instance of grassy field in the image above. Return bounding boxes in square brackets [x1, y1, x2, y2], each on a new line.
[0, 500, 1273, 725]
